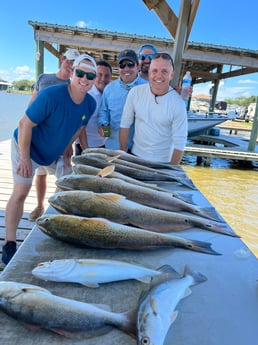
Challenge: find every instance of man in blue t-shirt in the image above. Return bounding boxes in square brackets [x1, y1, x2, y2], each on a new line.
[2, 54, 97, 265]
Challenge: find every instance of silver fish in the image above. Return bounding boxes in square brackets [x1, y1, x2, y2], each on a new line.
[48, 190, 236, 237]
[56, 174, 223, 222]
[36, 214, 220, 255]
[83, 147, 182, 171]
[0, 281, 136, 339]
[137, 266, 207, 345]
[72, 155, 196, 189]
[72, 164, 194, 204]
[32, 258, 171, 288]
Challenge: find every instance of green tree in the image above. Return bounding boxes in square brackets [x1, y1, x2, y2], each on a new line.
[12, 80, 34, 91]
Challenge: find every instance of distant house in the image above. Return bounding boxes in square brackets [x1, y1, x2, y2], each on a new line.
[0, 80, 12, 91]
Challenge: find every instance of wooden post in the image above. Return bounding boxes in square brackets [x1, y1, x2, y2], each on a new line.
[35, 36, 44, 80]
[248, 98, 258, 152]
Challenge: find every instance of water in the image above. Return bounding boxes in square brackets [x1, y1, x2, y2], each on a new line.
[1, 92, 257, 257]
[0, 92, 31, 141]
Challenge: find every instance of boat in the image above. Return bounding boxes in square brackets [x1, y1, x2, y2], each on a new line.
[187, 112, 229, 138]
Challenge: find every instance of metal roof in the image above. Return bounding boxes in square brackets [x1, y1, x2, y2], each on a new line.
[28, 20, 258, 83]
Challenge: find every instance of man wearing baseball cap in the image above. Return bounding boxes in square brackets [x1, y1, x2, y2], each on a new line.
[138, 44, 158, 81]
[98, 49, 147, 150]
[2, 54, 97, 264]
[27, 48, 80, 221]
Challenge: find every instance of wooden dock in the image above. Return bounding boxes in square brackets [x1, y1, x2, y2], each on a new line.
[185, 121, 258, 166]
[0, 139, 56, 271]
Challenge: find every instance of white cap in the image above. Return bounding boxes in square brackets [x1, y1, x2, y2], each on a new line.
[72, 54, 97, 72]
[63, 49, 80, 60]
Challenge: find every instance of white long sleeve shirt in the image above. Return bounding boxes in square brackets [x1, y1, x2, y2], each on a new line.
[120, 84, 187, 162]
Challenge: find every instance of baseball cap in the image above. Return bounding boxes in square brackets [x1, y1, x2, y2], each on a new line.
[72, 54, 97, 72]
[138, 44, 158, 55]
[63, 49, 80, 60]
[117, 49, 138, 64]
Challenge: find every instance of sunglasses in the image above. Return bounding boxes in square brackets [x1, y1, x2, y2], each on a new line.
[75, 69, 96, 80]
[119, 62, 135, 69]
[139, 53, 155, 61]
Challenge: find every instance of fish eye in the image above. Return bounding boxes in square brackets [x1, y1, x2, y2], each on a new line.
[141, 337, 150, 345]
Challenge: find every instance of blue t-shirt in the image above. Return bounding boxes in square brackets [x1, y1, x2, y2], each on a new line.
[14, 84, 96, 165]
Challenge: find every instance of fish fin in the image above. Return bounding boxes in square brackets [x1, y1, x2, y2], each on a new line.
[196, 206, 226, 222]
[97, 165, 115, 177]
[118, 308, 137, 339]
[98, 193, 125, 202]
[156, 264, 180, 277]
[106, 154, 121, 162]
[24, 323, 41, 332]
[183, 287, 192, 298]
[172, 192, 194, 204]
[137, 276, 152, 284]
[49, 326, 113, 339]
[183, 265, 208, 285]
[170, 311, 178, 324]
[150, 296, 158, 315]
[81, 282, 100, 288]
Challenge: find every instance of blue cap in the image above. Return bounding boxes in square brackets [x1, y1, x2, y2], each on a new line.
[138, 44, 158, 56]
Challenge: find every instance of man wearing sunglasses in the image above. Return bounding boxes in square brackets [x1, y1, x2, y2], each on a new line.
[120, 52, 187, 165]
[27, 48, 80, 222]
[138, 44, 158, 81]
[98, 49, 147, 150]
[2, 54, 97, 265]
[75, 60, 113, 155]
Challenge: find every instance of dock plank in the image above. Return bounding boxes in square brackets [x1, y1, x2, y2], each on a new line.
[0, 139, 56, 271]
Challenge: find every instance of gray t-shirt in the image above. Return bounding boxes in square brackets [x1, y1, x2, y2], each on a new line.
[34, 73, 69, 91]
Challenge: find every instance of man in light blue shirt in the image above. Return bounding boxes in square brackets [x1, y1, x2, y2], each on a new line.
[98, 49, 147, 150]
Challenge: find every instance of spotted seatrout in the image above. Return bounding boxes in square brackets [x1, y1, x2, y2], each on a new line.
[0, 281, 136, 339]
[137, 266, 207, 345]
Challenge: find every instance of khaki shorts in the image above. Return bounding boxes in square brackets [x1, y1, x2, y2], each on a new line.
[11, 137, 72, 184]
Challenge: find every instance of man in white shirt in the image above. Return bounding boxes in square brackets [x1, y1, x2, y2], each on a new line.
[120, 52, 187, 165]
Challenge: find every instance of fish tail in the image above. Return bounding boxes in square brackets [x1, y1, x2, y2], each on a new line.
[156, 264, 180, 277]
[194, 206, 225, 222]
[172, 192, 194, 204]
[184, 265, 208, 285]
[186, 239, 222, 256]
[118, 308, 137, 339]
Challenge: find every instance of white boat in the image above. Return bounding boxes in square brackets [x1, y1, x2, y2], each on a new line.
[188, 112, 229, 137]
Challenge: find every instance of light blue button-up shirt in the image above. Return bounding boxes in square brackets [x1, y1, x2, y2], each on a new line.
[98, 76, 147, 149]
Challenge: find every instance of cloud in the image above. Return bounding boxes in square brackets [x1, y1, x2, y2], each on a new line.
[0, 66, 34, 82]
[237, 78, 258, 85]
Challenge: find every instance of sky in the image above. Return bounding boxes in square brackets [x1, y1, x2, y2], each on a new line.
[1, 0, 258, 100]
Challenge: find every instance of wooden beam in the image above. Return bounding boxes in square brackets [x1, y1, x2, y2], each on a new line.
[142, 0, 178, 39]
[186, 0, 200, 42]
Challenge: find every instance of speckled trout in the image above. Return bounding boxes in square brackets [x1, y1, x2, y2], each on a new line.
[137, 266, 207, 345]
[82, 147, 182, 171]
[56, 174, 223, 222]
[32, 259, 172, 287]
[72, 155, 196, 189]
[48, 191, 236, 237]
[36, 214, 220, 255]
[0, 281, 136, 339]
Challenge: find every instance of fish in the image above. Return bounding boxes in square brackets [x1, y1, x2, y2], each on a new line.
[48, 190, 236, 237]
[72, 164, 194, 204]
[56, 174, 223, 222]
[0, 281, 136, 339]
[72, 155, 196, 189]
[82, 147, 182, 171]
[36, 214, 220, 255]
[137, 266, 207, 345]
[32, 258, 172, 288]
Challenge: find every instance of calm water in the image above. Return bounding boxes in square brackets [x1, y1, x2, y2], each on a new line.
[0, 92, 257, 257]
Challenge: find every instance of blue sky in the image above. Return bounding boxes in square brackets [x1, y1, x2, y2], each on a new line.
[1, 0, 258, 99]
